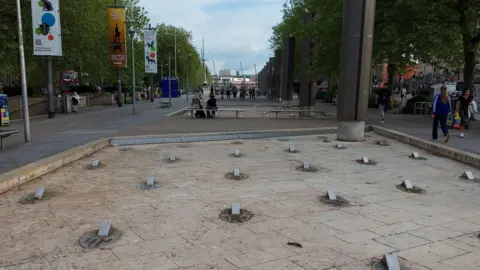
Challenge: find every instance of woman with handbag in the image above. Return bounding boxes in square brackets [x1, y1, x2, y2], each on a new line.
[431, 85, 450, 143]
[455, 89, 473, 138]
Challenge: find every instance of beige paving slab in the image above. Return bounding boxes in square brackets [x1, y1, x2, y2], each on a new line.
[449, 234, 480, 248]
[440, 220, 480, 234]
[177, 259, 239, 269]
[365, 209, 426, 225]
[335, 259, 372, 270]
[332, 240, 396, 260]
[374, 233, 431, 250]
[288, 248, 356, 270]
[336, 230, 381, 244]
[277, 222, 341, 242]
[398, 242, 469, 268]
[322, 216, 385, 233]
[164, 242, 242, 267]
[116, 254, 179, 270]
[408, 225, 464, 242]
[368, 221, 425, 236]
[241, 259, 305, 270]
[226, 246, 298, 268]
[436, 251, 480, 270]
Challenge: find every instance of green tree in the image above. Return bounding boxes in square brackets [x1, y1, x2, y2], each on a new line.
[0, 0, 209, 93]
[269, 0, 464, 92]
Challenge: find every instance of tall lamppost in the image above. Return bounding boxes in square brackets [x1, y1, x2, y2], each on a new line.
[164, 29, 178, 78]
[15, 0, 31, 142]
[128, 26, 136, 115]
[186, 53, 191, 101]
[168, 52, 172, 103]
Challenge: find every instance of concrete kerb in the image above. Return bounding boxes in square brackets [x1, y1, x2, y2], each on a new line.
[166, 106, 190, 116]
[370, 125, 480, 169]
[109, 127, 339, 146]
[0, 138, 110, 195]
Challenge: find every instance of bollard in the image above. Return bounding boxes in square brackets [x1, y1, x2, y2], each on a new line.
[35, 187, 45, 200]
[231, 203, 240, 215]
[233, 168, 240, 177]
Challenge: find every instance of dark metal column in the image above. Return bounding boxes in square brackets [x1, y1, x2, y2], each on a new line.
[337, 0, 376, 141]
[269, 57, 275, 99]
[260, 68, 266, 93]
[274, 50, 282, 102]
[281, 37, 295, 106]
[266, 61, 271, 94]
[299, 12, 314, 114]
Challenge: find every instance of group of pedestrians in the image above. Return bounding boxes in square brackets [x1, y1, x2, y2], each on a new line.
[430, 86, 474, 141]
[377, 85, 476, 143]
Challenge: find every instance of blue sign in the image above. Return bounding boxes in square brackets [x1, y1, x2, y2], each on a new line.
[161, 77, 180, 98]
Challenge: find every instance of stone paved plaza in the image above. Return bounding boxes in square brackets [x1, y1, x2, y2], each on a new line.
[1, 133, 480, 269]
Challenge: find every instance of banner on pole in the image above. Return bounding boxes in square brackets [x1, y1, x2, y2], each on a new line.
[108, 8, 127, 68]
[144, 29, 157, 73]
[31, 0, 63, 56]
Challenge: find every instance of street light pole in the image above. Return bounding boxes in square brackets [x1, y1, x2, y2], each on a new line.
[174, 28, 177, 78]
[186, 53, 190, 102]
[115, 0, 123, 107]
[129, 27, 136, 115]
[168, 52, 172, 103]
[15, 0, 31, 142]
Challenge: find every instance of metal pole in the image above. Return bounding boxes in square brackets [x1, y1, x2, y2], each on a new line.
[131, 34, 136, 115]
[115, 0, 123, 107]
[16, 0, 31, 142]
[174, 29, 177, 78]
[149, 23, 155, 102]
[202, 38, 207, 82]
[254, 64, 258, 88]
[46, 57, 55, 118]
[168, 52, 172, 102]
[186, 54, 189, 102]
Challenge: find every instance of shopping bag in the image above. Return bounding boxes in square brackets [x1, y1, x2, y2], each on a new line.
[446, 114, 453, 128]
[453, 113, 461, 129]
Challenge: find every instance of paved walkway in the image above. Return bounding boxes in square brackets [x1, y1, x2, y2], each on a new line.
[2, 134, 479, 269]
[315, 102, 480, 155]
[0, 98, 190, 173]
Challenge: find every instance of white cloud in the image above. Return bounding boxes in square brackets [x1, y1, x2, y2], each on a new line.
[139, 0, 282, 75]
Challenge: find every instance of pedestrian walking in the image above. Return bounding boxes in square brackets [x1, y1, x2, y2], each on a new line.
[455, 88, 474, 138]
[378, 88, 392, 123]
[431, 85, 450, 143]
[401, 87, 406, 107]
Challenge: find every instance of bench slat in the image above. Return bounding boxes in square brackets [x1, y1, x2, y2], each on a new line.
[270, 110, 326, 112]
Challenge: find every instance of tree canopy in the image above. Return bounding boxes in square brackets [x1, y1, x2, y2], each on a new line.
[0, 0, 210, 90]
[269, 0, 473, 89]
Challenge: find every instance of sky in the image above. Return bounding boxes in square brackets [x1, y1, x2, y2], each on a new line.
[139, 0, 284, 76]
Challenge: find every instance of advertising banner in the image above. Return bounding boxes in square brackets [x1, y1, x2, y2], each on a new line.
[144, 29, 157, 73]
[31, 0, 63, 56]
[108, 8, 127, 68]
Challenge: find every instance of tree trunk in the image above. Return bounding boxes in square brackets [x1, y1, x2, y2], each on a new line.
[462, 42, 476, 91]
[459, 2, 477, 91]
[387, 63, 395, 92]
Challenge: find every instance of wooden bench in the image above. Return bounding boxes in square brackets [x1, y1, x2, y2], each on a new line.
[159, 101, 172, 108]
[0, 129, 19, 149]
[184, 108, 245, 118]
[270, 109, 329, 119]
